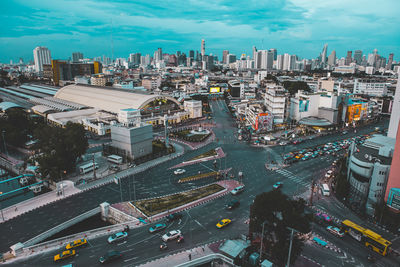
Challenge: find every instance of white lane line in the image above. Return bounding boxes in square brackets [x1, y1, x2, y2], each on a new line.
[117, 241, 127, 246]
[121, 248, 134, 253]
[124, 256, 138, 262]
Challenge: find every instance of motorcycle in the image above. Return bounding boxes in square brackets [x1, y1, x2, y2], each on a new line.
[177, 235, 184, 243]
[160, 243, 168, 250]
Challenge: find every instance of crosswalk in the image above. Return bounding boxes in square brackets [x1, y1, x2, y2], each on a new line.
[275, 169, 311, 187]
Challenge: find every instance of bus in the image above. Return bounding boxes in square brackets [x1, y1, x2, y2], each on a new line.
[79, 162, 99, 174]
[341, 220, 391, 256]
[107, 155, 123, 165]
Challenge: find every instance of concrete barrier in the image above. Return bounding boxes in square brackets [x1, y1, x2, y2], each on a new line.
[174, 253, 234, 267]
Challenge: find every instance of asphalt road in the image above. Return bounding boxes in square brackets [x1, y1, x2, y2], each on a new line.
[4, 99, 397, 267]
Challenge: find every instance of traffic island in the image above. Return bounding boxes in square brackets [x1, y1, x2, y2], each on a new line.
[170, 147, 225, 169]
[132, 183, 225, 217]
[177, 171, 219, 183]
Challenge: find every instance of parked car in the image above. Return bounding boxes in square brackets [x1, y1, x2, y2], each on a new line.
[216, 219, 231, 229]
[107, 232, 128, 244]
[226, 200, 240, 210]
[326, 226, 345, 237]
[162, 230, 181, 242]
[54, 250, 76, 262]
[149, 223, 167, 233]
[273, 182, 283, 189]
[166, 213, 183, 222]
[231, 185, 245, 195]
[174, 169, 186, 175]
[99, 250, 122, 264]
[325, 170, 333, 178]
[65, 239, 87, 250]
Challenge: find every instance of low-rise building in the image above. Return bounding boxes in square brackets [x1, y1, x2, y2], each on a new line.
[353, 78, 388, 96]
[264, 85, 286, 124]
[183, 100, 202, 118]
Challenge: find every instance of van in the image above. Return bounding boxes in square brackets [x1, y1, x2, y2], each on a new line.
[320, 184, 330, 196]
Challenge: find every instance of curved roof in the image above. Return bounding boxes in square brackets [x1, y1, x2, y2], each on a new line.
[299, 116, 332, 126]
[55, 84, 180, 114]
[0, 101, 22, 111]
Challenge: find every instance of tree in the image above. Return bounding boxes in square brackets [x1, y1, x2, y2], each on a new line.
[282, 81, 311, 96]
[0, 109, 29, 146]
[34, 123, 88, 182]
[334, 157, 350, 200]
[249, 190, 311, 265]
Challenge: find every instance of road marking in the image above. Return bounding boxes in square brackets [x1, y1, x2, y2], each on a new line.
[124, 256, 138, 262]
[121, 248, 135, 253]
[117, 241, 127, 246]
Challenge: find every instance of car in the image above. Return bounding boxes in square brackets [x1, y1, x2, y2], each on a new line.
[99, 250, 122, 264]
[162, 230, 181, 242]
[325, 170, 333, 178]
[166, 213, 183, 222]
[315, 212, 332, 223]
[216, 219, 232, 229]
[174, 169, 186, 175]
[65, 238, 87, 250]
[231, 185, 245, 195]
[273, 182, 283, 189]
[107, 232, 128, 244]
[54, 250, 76, 262]
[149, 223, 167, 233]
[279, 141, 288, 146]
[226, 200, 240, 210]
[326, 226, 345, 237]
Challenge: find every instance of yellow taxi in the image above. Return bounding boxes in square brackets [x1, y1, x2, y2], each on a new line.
[65, 238, 87, 250]
[216, 219, 231, 229]
[53, 250, 76, 262]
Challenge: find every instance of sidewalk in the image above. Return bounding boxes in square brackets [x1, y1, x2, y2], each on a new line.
[0, 180, 80, 223]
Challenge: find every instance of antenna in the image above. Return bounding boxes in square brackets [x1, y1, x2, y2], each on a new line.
[111, 18, 114, 63]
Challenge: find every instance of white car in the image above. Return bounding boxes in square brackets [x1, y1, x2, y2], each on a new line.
[231, 185, 245, 195]
[174, 169, 186, 175]
[162, 230, 181, 242]
[325, 170, 333, 178]
[107, 231, 128, 244]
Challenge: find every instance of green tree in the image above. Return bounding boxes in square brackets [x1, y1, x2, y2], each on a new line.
[334, 157, 350, 200]
[282, 81, 311, 96]
[249, 190, 311, 265]
[34, 123, 88, 181]
[0, 109, 29, 146]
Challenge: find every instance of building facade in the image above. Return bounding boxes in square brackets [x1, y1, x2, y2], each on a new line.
[264, 85, 286, 124]
[33, 46, 52, 73]
[353, 79, 388, 96]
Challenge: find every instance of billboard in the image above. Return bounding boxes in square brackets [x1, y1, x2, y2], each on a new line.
[387, 188, 400, 211]
[347, 104, 362, 123]
[209, 87, 221, 93]
[255, 113, 273, 131]
[299, 100, 309, 112]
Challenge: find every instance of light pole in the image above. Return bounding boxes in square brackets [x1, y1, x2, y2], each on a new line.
[0, 192, 4, 221]
[286, 227, 298, 267]
[259, 221, 267, 263]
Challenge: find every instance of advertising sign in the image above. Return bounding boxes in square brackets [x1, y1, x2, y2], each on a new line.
[255, 113, 273, 131]
[387, 188, 400, 211]
[299, 100, 309, 112]
[209, 87, 221, 93]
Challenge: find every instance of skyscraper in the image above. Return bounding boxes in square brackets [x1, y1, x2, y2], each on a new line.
[201, 39, 205, 57]
[252, 46, 257, 61]
[189, 50, 194, 58]
[269, 48, 277, 61]
[345, 51, 352, 65]
[321, 44, 328, 65]
[154, 48, 162, 63]
[276, 54, 284, 70]
[327, 50, 336, 66]
[354, 50, 362, 64]
[33, 46, 51, 73]
[387, 53, 394, 70]
[222, 50, 229, 64]
[72, 52, 83, 63]
[283, 53, 290, 70]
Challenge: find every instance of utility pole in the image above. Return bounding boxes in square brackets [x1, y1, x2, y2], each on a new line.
[259, 221, 267, 263]
[286, 227, 297, 267]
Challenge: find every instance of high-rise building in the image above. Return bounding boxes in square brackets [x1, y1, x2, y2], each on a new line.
[189, 50, 194, 58]
[276, 54, 284, 70]
[129, 53, 141, 64]
[269, 48, 277, 61]
[227, 54, 236, 64]
[345, 51, 352, 65]
[154, 48, 162, 63]
[72, 52, 83, 63]
[387, 53, 394, 70]
[222, 50, 229, 64]
[354, 50, 362, 64]
[33, 46, 51, 73]
[201, 39, 205, 57]
[283, 53, 290, 70]
[367, 53, 375, 66]
[252, 46, 257, 61]
[321, 44, 328, 65]
[388, 76, 400, 139]
[327, 50, 336, 66]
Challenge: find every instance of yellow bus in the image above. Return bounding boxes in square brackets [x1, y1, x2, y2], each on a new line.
[341, 219, 391, 256]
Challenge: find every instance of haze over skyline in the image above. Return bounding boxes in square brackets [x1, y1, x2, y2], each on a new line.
[1, 0, 399, 62]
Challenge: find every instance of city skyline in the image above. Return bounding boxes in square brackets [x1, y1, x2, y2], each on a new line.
[1, 0, 399, 63]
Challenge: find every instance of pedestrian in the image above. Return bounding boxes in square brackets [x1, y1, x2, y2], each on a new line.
[188, 254, 191, 261]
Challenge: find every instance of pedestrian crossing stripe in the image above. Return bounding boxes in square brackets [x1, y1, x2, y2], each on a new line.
[275, 169, 310, 187]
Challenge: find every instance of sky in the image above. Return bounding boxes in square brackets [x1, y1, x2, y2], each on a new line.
[0, 0, 399, 63]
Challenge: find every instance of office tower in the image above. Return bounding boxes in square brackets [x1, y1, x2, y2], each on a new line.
[283, 53, 290, 70]
[321, 44, 328, 64]
[227, 54, 236, 64]
[72, 52, 83, 63]
[222, 50, 229, 64]
[261, 50, 274, 69]
[19, 58, 23, 64]
[189, 50, 194, 58]
[345, 51, 352, 65]
[269, 48, 277, 60]
[327, 50, 336, 66]
[252, 46, 257, 61]
[289, 55, 296, 70]
[388, 76, 400, 138]
[354, 50, 362, 64]
[201, 39, 205, 57]
[254, 51, 262, 69]
[176, 51, 181, 57]
[195, 51, 199, 61]
[367, 53, 375, 66]
[129, 53, 141, 64]
[33, 46, 51, 73]
[387, 53, 394, 70]
[276, 54, 284, 70]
